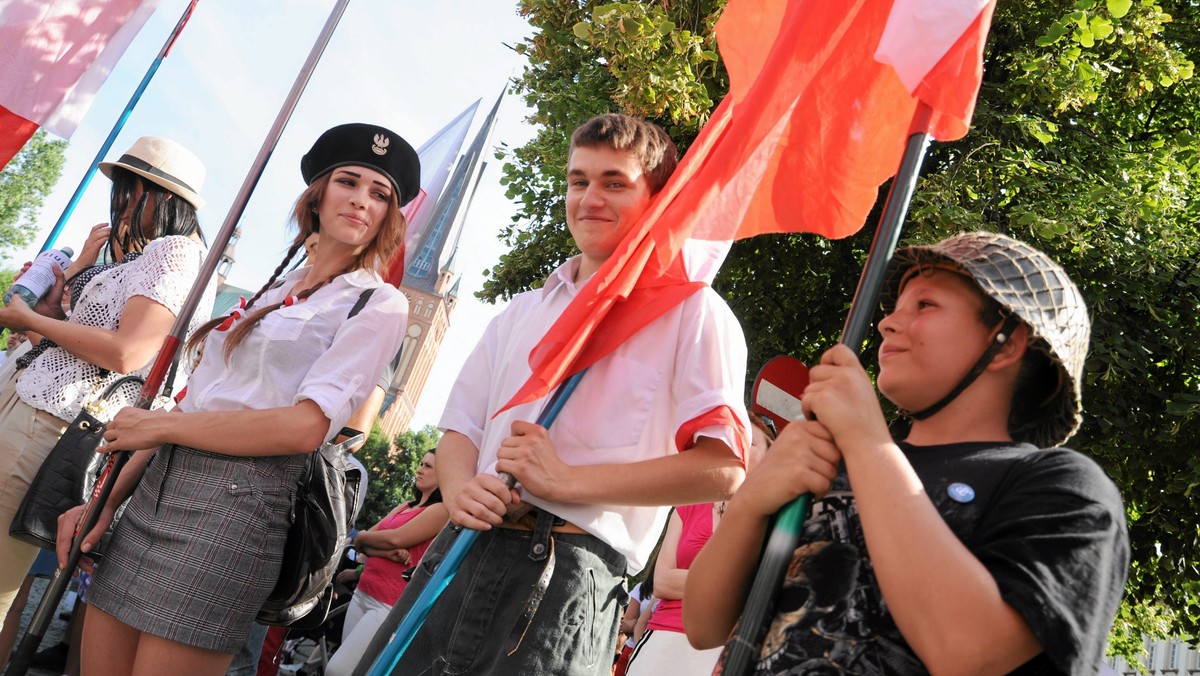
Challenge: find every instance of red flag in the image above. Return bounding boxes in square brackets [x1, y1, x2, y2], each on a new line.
[500, 0, 995, 412]
[0, 105, 39, 170]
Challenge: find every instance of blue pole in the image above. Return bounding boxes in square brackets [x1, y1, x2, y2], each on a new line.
[367, 369, 588, 676]
[38, 0, 199, 253]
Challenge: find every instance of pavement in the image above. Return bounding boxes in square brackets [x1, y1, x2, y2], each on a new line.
[4, 576, 75, 676]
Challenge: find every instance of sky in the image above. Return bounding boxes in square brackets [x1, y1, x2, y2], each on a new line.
[5, 0, 540, 430]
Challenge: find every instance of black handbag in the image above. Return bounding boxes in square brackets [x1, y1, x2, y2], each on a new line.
[8, 375, 145, 550]
[256, 429, 363, 628]
[255, 287, 374, 629]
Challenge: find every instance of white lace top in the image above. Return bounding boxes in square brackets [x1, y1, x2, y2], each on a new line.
[16, 235, 214, 422]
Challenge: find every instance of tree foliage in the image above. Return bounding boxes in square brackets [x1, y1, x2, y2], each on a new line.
[0, 130, 67, 254]
[354, 423, 440, 529]
[490, 0, 1200, 654]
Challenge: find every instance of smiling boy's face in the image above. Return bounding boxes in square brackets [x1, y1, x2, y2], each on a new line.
[876, 268, 995, 413]
[564, 145, 653, 282]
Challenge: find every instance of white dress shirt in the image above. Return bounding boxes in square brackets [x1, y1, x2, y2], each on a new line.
[440, 256, 748, 571]
[182, 267, 407, 442]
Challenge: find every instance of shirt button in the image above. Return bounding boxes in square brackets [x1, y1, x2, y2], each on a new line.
[230, 483, 238, 490]
[533, 543, 546, 555]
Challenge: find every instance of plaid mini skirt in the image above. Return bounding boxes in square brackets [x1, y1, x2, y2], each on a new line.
[88, 444, 305, 653]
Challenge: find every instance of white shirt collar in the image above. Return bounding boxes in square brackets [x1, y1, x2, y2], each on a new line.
[279, 265, 382, 291]
[541, 255, 585, 299]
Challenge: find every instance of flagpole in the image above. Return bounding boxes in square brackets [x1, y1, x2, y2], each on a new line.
[720, 102, 935, 676]
[37, 0, 200, 254]
[6, 1, 353, 672]
[359, 369, 587, 676]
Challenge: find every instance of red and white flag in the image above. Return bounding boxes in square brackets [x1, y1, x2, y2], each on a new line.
[500, 0, 996, 412]
[0, 0, 161, 168]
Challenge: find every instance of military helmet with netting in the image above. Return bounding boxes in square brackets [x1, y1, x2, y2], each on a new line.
[880, 232, 1090, 447]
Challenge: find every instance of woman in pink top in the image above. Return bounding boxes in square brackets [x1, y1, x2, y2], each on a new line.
[626, 414, 776, 675]
[325, 450, 448, 676]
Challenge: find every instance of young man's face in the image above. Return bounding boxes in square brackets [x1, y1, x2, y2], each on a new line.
[565, 144, 653, 281]
[876, 268, 996, 413]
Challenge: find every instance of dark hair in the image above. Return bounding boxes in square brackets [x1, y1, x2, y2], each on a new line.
[750, 413, 778, 443]
[970, 285, 1060, 442]
[569, 114, 678, 194]
[187, 172, 407, 359]
[1008, 343, 1060, 443]
[107, 166, 202, 259]
[640, 546, 659, 598]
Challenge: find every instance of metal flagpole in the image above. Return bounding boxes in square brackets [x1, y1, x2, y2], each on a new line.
[37, 0, 201, 254]
[6, 1, 353, 672]
[720, 102, 936, 676]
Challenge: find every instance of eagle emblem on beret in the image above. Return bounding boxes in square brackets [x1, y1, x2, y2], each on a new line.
[372, 134, 390, 156]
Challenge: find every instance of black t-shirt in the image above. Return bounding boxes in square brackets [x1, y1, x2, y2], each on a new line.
[728, 441, 1128, 675]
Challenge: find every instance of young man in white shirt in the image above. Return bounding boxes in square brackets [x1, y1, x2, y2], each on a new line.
[360, 114, 750, 675]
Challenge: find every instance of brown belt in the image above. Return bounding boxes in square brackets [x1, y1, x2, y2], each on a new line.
[495, 509, 588, 535]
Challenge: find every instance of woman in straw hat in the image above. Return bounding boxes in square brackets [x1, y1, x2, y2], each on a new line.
[58, 123, 413, 675]
[0, 136, 215, 628]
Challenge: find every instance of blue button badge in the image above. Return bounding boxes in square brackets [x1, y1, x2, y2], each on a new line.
[947, 482, 975, 503]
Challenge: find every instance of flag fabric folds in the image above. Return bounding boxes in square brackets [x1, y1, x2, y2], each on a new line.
[0, 0, 161, 168]
[499, 0, 996, 413]
[0, 105, 39, 170]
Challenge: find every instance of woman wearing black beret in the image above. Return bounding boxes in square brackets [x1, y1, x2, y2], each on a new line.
[59, 123, 418, 675]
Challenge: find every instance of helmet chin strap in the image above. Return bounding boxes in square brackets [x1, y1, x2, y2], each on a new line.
[902, 313, 1021, 421]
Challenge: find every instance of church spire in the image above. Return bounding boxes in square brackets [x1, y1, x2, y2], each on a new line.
[404, 88, 504, 293]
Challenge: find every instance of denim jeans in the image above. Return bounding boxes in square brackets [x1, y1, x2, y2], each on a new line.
[226, 621, 268, 676]
[356, 522, 627, 676]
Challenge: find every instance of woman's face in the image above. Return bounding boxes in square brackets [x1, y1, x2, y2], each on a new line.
[303, 233, 320, 259]
[316, 166, 392, 252]
[119, 181, 160, 229]
[415, 452, 437, 494]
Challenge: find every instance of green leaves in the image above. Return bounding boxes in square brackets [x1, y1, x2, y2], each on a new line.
[496, 0, 1200, 656]
[0, 130, 67, 255]
[354, 423, 441, 529]
[1107, 0, 1133, 19]
[573, 1, 720, 123]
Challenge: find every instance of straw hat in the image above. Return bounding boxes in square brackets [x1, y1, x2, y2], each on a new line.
[99, 136, 207, 209]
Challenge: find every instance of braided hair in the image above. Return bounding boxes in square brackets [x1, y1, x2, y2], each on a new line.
[188, 171, 406, 360]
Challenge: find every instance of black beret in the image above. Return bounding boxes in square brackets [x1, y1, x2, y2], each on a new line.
[301, 123, 421, 206]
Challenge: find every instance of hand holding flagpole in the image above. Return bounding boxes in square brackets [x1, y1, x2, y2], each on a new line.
[719, 103, 934, 676]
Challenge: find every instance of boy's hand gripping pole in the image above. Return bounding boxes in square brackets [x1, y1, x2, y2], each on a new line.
[719, 103, 935, 676]
[364, 369, 587, 676]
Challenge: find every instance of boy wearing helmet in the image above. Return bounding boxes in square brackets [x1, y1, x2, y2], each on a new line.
[686, 232, 1129, 674]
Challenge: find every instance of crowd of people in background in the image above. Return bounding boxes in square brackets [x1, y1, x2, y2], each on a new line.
[0, 112, 1129, 676]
